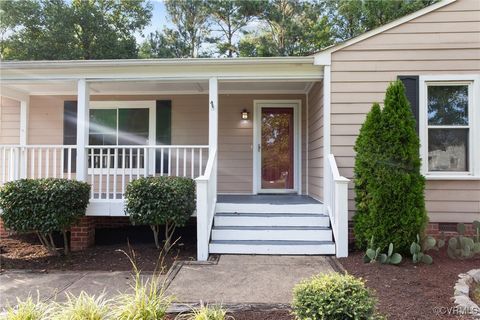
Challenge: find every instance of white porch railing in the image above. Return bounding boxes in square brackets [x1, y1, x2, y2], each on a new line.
[325, 154, 350, 258]
[86, 145, 208, 200]
[195, 147, 217, 261]
[0, 145, 76, 183]
[0, 145, 209, 201]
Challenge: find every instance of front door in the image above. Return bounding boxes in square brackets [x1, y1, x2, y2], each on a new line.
[254, 101, 299, 193]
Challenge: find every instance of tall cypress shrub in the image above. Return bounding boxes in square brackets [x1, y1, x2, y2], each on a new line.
[353, 81, 427, 253]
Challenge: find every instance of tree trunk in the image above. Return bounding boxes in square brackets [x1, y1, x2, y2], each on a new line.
[164, 222, 176, 253]
[63, 230, 70, 255]
[150, 225, 160, 249]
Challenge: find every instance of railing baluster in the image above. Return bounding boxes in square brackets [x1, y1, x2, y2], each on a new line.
[168, 148, 171, 176]
[114, 148, 118, 199]
[68, 148, 72, 180]
[160, 148, 164, 176]
[122, 148, 126, 197]
[144, 147, 148, 177]
[191, 148, 194, 178]
[106, 148, 111, 200]
[60, 148, 64, 179]
[183, 148, 187, 177]
[199, 148, 203, 176]
[45, 148, 50, 178]
[53, 148, 57, 178]
[38, 148, 42, 178]
[129, 148, 133, 182]
[136, 148, 140, 179]
[99, 148, 103, 199]
[31, 148, 35, 179]
[176, 148, 179, 176]
[89, 148, 95, 199]
[1, 147, 6, 184]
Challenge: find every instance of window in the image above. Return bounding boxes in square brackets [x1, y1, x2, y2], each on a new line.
[420, 76, 479, 178]
[88, 101, 155, 171]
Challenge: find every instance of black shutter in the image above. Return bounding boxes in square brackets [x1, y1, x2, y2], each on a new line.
[398, 75, 419, 134]
[63, 101, 77, 173]
[155, 100, 172, 173]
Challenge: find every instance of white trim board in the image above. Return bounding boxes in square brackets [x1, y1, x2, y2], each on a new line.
[252, 100, 302, 194]
[419, 74, 480, 179]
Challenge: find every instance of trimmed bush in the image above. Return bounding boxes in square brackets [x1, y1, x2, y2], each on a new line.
[353, 81, 427, 253]
[0, 178, 90, 255]
[292, 273, 379, 320]
[125, 176, 195, 249]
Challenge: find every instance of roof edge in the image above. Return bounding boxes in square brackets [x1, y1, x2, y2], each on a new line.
[314, 0, 456, 64]
[0, 56, 315, 70]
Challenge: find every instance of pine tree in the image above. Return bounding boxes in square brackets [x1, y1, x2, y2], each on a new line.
[353, 81, 427, 253]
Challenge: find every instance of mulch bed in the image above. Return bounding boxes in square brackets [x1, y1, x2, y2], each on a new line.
[339, 250, 480, 320]
[0, 224, 197, 272]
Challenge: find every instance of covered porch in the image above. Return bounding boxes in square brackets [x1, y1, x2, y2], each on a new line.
[0, 58, 349, 260]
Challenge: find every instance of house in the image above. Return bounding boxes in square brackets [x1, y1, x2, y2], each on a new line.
[0, 0, 478, 261]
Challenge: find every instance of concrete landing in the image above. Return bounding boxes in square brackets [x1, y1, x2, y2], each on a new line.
[166, 255, 335, 304]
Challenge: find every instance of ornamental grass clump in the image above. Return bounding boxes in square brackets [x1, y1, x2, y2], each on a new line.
[50, 292, 111, 320]
[353, 81, 427, 253]
[3, 296, 53, 320]
[125, 176, 195, 250]
[177, 303, 231, 320]
[292, 273, 380, 320]
[112, 249, 172, 320]
[0, 178, 90, 255]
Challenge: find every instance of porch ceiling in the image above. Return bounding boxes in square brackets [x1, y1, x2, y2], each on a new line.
[0, 79, 316, 97]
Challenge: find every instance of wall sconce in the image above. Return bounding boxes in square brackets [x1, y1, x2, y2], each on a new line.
[241, 109, 249, 120]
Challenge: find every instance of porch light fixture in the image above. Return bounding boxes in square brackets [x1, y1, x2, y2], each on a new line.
[241, 109, 249, 120]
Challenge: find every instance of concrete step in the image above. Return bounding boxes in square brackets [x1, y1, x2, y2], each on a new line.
[213, 212, 330, 227]
[215, 202, 324, 214]
[211, 226, 333, 241]
[209, 240, 336, 255]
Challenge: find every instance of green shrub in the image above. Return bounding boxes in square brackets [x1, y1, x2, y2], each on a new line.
[3, 296, 53, 320]
[292, 273, 379, 320]
[353, 81, 427, 253]
[0, 178, 90, 255]
[177, 304, 230, 320]
[51, 292, 111, 320]
[125, 176, 195, 249]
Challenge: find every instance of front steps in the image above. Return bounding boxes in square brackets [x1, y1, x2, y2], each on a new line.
[209, 199, 335, 255]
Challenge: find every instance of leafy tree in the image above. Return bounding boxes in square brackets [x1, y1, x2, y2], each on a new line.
[139, 29, 190, 59]
[239, 0, 334, 57]
[206, 0, 263, 57]
[164, 0, 210, 58]
[353, 81, 427, 253]
[1, 0, 152, 60]
[326, 0, 438, 42]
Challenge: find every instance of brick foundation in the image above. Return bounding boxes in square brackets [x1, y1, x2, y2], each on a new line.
[0, 219, 10, 239]
[348, 221, 478, 249]
[70, 216, 96, 252]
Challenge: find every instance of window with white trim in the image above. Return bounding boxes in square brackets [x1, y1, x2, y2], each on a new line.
[420, 76, 479, 178]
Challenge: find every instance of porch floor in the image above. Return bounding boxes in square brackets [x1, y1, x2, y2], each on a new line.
[217, 194, 321, 204]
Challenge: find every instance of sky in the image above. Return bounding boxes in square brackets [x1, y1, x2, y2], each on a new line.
[138, 0, 169, 42]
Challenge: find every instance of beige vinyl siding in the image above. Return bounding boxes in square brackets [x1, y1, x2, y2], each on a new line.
[330, 0, 480, 222]
[0, 97, 20, 144]
[307, 81, 324, 201]
[2, 93, 306, 194]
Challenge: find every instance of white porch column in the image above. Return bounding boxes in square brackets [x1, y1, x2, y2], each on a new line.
[209, 77, 218, 197]
[76, 79, 90, 181]
[19, 99, 29, 178]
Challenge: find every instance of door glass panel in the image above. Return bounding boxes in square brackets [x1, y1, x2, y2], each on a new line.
[261, 108, 294, 190]
[89, 109, 117, 145]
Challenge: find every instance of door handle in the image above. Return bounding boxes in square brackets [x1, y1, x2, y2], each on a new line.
[258, 144, 261, 152]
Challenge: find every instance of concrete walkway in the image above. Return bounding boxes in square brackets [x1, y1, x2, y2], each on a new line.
[0, 255, 336, 309]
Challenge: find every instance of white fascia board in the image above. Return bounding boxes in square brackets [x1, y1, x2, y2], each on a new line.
[313, 0, 456, 59]
[1, 63, 323, 82]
